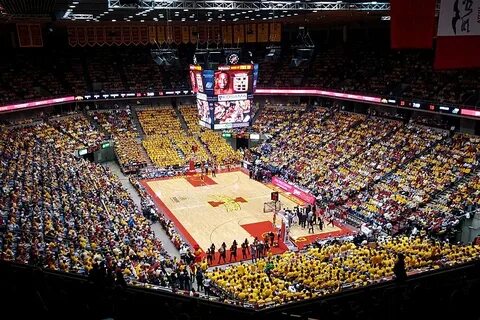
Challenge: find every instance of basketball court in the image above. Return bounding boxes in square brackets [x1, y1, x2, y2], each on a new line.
[141, 169, 352, 263]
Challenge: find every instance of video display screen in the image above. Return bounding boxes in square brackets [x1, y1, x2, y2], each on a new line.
[196, 98, 211, 127]
[189, 70, 204, 93]
[213, 99, 251, 126]
[214, 66, 254, 95]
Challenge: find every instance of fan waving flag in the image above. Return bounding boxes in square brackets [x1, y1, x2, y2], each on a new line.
[434, 0, 480, 69]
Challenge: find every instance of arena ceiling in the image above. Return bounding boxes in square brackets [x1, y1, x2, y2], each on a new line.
[0, 0, 390, 23]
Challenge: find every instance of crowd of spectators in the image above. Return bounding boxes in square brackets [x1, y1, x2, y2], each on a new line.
[207, 236, 480, 307]
[0, 44, 479, 107]
[0, 124, 178, 286]
[253, 105, 480, 235]
[91, 108, 149, 173]
[49, 113, 107, 150]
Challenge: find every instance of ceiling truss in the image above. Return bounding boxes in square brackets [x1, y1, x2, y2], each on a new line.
[108, 1, 390, 11]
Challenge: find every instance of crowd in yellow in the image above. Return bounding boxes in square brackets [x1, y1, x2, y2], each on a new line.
[199, 130, 242, 164]
[206, 237, 480, 307]
[0, 123, 173, 284]
[92, 109, 149, 172]
[49, 113, 107, 149]
[179, 104, 202, 134]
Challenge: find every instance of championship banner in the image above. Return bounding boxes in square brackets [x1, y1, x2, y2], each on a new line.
[257, 23, 269, 42]
[222, 25, 233, 44]
[156, 26, 166, 43]
[435, 0, 480, 68]
[173, 25, 182, 44]
[246, 24, 257, 43]
[77, 27, 87, 47]
[113, 26, 122, 46]
[86, 27, 96, 46]
[165, 25, 174, 43]
[269, 23, 281, 42]
[233, 24, 245, 43]
[437, 0, 480, 36]
[190, 25, 198, 44]
[122, 26, 132, 45]
[95, 27, 106, 45]
[131, 26, 140, 45]
[67, 27, 77, 46]
[198, 25, 207, 44]
[181, 26, 190, 44]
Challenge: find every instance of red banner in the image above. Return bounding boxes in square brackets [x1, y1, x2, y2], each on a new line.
[434, 36, 480, 69]
[271, 177, 316, 204]
[390, 0, 436, 49]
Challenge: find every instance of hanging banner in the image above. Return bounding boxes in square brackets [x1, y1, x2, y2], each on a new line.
[181, 26, 190, 44]
[77, 27, 87, 47]
[233, 24, 245, 43]
[113, 26, 122, 45]
[131, 26, 140, 45]
[190, 25, 198, 44]
[86, 26, 95, 46]
[437, 0, 480, 36]
[165, 25, 174, 43]
[148, 26, 157, 44]
[173, 25, 182, 44]
[222, 25, 233, 44]
[257, 23, 269, 42]
[269, 23, 281, 42]
[139, 26, 148, 45]
[198, 25, 207, 44]
[390, 0, 436, 48]
[213, 25, 221, 43]
[122, 26, 132, 45]
[29, 24, 43, 47]
[105, 26, 114, 45]
[156, 25, 166, 43]
[67, 27, 77, 46]
[95, 27, 106, 46]
[246, 24, 257, 43]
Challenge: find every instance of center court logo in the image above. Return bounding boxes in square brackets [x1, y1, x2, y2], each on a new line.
[208, 195, 247, 212]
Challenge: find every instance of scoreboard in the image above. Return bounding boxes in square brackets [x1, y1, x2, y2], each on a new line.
[190, 63, 258, 130]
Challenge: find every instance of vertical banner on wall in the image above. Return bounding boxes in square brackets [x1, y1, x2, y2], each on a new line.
[105, 26, 114, 45]
[77, 27, 87, 47]
[86, 26, 96, 46]
[17, 24, 43, 47]
[181, 26, 190, 44]
[139, 26, 148, 45]
[434, 0, 480, 69]
[222, 25, 233, 44]
[246, 24, 257, 43]
[390, 0, 436, 49]
[96, 27, 106, 45]
[233, 24, 245, 43]
[113, 26, 122, 45]
[190, 25, 198, 44]
[156, 26, 166, 43]
[29, 24, 43, 47]
[198, 25, 207, 44]
[257, 23, 269, 42]
[67, 27, 78, 46]
[165, 25, 173, 43]
[122, 26, 132, 45]
[269, 23, 282, 42]
[131, 26, 140, 45]
[173, 25, 182, 44]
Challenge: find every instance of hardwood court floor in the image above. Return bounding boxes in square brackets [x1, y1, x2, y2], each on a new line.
[143, 171, 296, 250]
[142, 170, 345, 252]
